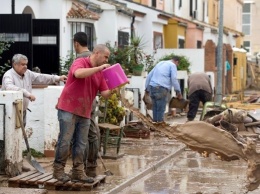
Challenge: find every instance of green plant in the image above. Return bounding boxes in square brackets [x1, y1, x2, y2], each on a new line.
[23, 148, 45, 158]
[0, 37, 12, 76]
[59, 53, 75, 75]
[148, 53, 191, 73]
[99, 93, 126, 125]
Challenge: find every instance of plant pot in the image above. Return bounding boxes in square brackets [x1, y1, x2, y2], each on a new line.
[132, 65, 144, 76]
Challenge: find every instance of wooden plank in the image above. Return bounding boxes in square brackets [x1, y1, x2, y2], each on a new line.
[63, 181, 74, 187]
[19, 172, 43, 183]
[245, 121, 260, 127]
[8, 172, 106, 191]
[54, 181, 66, 186]
[71, 181, 84, 188]
[82, 175, 106, 187]
[37, 174, 53, 184]
[28, 172, 52, 184]
[8, 181, 20, 188]
[44, 177, 58, 185]
[9, 171, 38, 182]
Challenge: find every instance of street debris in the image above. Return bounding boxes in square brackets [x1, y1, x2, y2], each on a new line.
[121, 96, 260, 192]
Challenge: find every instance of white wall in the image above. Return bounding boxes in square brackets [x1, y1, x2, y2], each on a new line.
[152, 48, 205, 73]
[24, 86, 63, 152]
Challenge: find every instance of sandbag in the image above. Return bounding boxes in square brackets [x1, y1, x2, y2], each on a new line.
[143, 92, 153, 110]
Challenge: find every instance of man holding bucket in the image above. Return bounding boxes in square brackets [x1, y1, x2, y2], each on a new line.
[145, 56, 182, 122]
[53, 44, 113, 183]
[73, 32, 100, 178]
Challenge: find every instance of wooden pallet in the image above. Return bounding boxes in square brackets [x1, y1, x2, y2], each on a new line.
[8, 170, 106, 191]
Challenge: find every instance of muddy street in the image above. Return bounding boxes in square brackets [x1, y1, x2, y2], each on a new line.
[44, 136, 260, 194]
[123, 150, 260, 194]
[1, 130, 260, 194]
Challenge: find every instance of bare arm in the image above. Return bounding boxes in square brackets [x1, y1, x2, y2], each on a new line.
[74, 64, 110, 78]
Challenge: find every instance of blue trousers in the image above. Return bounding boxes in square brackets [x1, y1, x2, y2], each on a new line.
[54, 110, 90, 173]
[150, 86, 168, 122]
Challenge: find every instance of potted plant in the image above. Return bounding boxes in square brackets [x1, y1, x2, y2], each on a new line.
[107, 35, 155, 76]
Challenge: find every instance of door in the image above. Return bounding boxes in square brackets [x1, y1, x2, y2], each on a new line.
[32, 19, 60, 75]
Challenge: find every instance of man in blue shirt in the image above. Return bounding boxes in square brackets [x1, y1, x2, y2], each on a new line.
[145, 56, 182, 122]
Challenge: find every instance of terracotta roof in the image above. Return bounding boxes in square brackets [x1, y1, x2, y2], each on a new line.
[67, 2, 100, 20]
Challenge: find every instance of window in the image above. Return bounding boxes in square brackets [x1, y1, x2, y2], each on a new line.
[242, 3, 251, 35]
[179, 0, 182, 8]
[178, 38, 185, 48]
[243, 41, 250, 53]
[70, 22, 94, 53]
[0, 33, 29, 42]
[243, 3, 251, 13]
[189, 0, 193, 16]
[153, 32, 163, 49]
[32, 36, 56, 45]
[197, 40, 202, 48]
[85, 23, 94, 51]
[118, 31, 129, 47]
[152, 0, 156, 8]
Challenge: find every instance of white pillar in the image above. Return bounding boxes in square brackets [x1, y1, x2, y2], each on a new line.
[0, 91, 23, 176]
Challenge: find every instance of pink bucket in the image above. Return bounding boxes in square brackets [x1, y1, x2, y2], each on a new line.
[102, 63, 129, 90]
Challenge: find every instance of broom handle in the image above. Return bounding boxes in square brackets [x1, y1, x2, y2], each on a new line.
[98, 152, 108, 171]
[14, 102, 31, 153]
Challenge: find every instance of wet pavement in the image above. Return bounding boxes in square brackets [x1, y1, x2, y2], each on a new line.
[2, 92, 260, 193]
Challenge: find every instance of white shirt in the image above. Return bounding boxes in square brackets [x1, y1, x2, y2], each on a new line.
[1, 68, 60, 111]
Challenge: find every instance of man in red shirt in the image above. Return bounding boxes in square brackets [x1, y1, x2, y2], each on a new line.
[53, 44, 112, 183]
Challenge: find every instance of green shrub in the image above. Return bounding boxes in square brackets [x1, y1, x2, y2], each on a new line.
[148, 53, 191, 73]
[0, 37, 12, 76]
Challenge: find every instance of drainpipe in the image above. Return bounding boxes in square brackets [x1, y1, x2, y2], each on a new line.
[131, 15, 135, 39]
[12, 0, 15, 14]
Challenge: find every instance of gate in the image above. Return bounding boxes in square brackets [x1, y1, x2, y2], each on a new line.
[0, 104, 6, 174]
[0, 14, 60, 84]
[0, 14, 32, 79]
[32, 19, 60, 75]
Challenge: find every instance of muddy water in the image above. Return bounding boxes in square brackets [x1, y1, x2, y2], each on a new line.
[125, 151, 260, 194]
[121, 97, 260, 191]
[45, 138, 184, 194]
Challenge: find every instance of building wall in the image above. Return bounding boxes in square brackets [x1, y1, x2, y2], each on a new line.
[164, 19, 178, 48]
[186, 23, 203, 48]
[224, 0, 243, 32]
[208, 0, 219, 26]
[243, 1, 260, 55]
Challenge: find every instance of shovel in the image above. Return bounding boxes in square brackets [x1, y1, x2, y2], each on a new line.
[14, 102, 45, 173]
[98, 152, 113, 176]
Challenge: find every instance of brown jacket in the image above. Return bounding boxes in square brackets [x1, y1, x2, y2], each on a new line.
[188, 72, 212, 96]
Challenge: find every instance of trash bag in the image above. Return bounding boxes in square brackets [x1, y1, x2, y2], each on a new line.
[143, 92, 153, 110]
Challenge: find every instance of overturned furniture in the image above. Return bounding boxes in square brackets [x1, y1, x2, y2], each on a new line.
[123, 120, 150, 139]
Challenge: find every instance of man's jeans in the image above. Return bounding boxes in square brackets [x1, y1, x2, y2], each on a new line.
[150, 86, 168, 122]
[54, 110, 90, 173]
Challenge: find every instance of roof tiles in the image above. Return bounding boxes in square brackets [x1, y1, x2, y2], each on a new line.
[67, 2, 100, 20]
